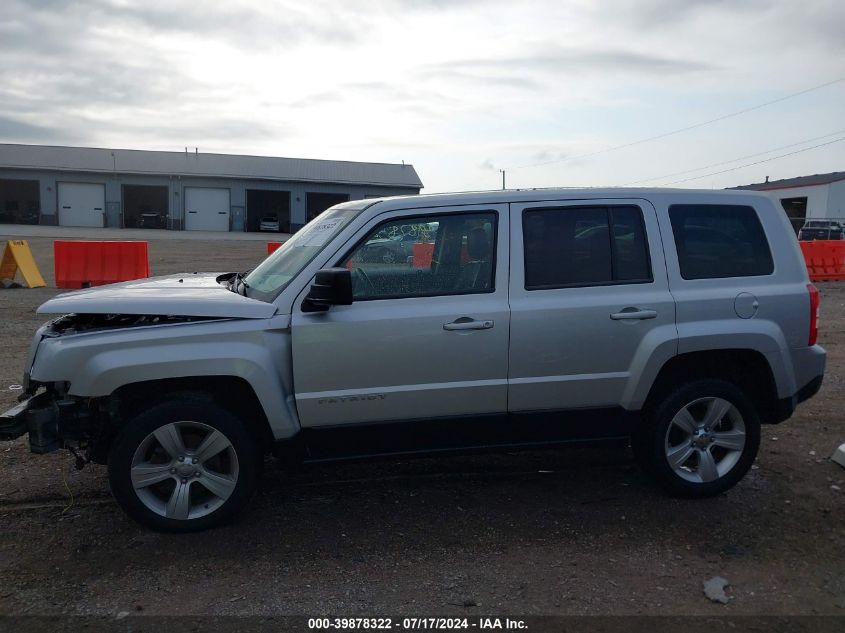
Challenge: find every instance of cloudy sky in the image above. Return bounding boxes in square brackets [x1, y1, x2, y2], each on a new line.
[1, 0, 843, 192]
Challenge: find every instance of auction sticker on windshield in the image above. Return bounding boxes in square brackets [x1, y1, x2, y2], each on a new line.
[298, 219, 343, 246]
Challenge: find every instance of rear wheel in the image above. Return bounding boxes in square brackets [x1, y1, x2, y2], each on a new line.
[633, 380, 760, 497]
[108, 396, 259, 532]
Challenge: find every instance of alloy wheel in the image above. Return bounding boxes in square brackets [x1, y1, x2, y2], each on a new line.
[663, 396, 746, 484]
[130, 421, 239, 520]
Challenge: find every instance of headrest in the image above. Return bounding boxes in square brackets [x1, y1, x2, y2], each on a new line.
[467, 227, 490, 259]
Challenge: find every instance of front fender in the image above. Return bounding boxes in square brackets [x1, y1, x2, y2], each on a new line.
[29, 316, 299, 439]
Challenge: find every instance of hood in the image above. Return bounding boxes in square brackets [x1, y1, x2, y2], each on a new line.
[37, 273, 277, 319]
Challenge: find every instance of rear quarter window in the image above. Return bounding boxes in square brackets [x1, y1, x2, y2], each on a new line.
[669, 204, 774, 280]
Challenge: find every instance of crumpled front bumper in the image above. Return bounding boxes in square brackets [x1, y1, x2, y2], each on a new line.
[0, 391, 61, 453]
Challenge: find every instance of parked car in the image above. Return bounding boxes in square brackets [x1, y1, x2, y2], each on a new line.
[798, 220, 844, 241]
[137, 211, 165, 229]
[259, 216, 280, 232]
[1, 189, 825, 531]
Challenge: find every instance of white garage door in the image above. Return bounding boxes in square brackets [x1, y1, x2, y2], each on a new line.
[184, 187, 230, 231]
[58, 182, 105, 227]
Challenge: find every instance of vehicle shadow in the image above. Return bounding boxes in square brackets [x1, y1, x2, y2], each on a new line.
[211, 444, 771, 558]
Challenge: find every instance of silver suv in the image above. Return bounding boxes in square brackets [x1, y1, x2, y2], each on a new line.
[1, 189, 826, 531]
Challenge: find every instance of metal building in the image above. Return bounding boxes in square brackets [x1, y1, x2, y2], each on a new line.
[732, 171, 845, 233]
[0, 144, 423, 232]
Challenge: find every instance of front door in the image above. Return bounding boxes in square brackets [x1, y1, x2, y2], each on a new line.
[508, 198, 676, 413]
[291, 204, 510, 428]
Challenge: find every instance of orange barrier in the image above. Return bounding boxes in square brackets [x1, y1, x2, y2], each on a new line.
[800, 240, 845, 282]
[267, 242, 284, 255]
[412, 243, 435, 269]
[54, 241, 150, 289]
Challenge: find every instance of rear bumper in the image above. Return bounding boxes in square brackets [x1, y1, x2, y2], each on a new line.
[770, 345, 825, 424]
[796, 374, 824, 404]
[772, 373, 824, 424]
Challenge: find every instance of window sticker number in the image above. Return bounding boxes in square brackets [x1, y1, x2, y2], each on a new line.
[298, 219, 342, 246]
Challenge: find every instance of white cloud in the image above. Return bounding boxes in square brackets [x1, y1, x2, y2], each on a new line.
[0, 0, 843, 191]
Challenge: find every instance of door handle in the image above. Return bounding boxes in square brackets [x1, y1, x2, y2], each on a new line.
[443, 318, 494, 331]
[610, 308, 658, 321]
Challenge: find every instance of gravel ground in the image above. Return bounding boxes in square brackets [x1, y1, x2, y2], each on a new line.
[0, 234, 843, 617]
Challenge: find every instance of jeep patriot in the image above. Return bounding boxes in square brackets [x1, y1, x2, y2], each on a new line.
[0, 189, 825, 531]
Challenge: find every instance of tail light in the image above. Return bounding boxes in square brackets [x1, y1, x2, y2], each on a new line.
[808, 283, 820, 345]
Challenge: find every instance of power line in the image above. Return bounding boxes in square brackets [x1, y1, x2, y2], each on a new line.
[622, 129, 845, 186]
[509, 75, 845, 172]
[661, 136, 845, 186]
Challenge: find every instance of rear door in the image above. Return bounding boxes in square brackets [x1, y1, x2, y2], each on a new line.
[291, 203, 510, 427]
[508, 198, 677, 413]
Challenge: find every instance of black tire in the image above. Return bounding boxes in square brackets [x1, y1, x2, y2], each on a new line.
[632, 379, 761, 498]
[108, 394, 260, 532]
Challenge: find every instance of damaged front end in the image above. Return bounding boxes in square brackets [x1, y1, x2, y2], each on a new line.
[0, 383, 113, 466]
[1, 312, 217, 464]
[46, 312, 215, 335]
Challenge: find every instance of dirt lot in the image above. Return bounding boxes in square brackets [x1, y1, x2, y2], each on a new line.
[0, 234, 843, 617]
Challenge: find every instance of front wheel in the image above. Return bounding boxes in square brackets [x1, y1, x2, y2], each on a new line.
[632, 380, 761, 498]
[108, 396, 259, 532]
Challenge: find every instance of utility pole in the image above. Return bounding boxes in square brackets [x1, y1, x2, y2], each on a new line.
[499, 169, 506, 190]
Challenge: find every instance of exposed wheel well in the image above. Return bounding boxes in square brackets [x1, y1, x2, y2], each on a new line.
[644, 349, 780, 424]
[108, 376, 274, 452]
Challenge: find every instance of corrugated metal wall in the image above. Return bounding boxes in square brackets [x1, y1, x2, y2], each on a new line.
[0, 168, 419, 231]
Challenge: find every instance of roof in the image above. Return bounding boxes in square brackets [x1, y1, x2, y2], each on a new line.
[0, 143, 423, 189]
[731, 170, 845, 191]
[360, 186, 770, 210]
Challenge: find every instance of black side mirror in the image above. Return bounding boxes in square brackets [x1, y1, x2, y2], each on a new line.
[302, 268, 353, 312]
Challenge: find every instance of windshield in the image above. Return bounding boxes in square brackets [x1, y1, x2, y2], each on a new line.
[243, 203, 368, 301]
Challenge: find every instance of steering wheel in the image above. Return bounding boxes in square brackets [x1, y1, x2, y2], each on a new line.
[352, 267, 376, 296]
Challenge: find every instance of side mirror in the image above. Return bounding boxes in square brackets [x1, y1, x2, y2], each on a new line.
[302, 268, 353, 312]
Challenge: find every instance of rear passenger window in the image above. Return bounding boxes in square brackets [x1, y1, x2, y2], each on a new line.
[669, 205, 774, 280]
[523, 206, 652, 289]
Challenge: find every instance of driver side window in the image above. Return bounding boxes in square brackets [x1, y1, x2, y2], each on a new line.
[341, 212, 497, 300]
